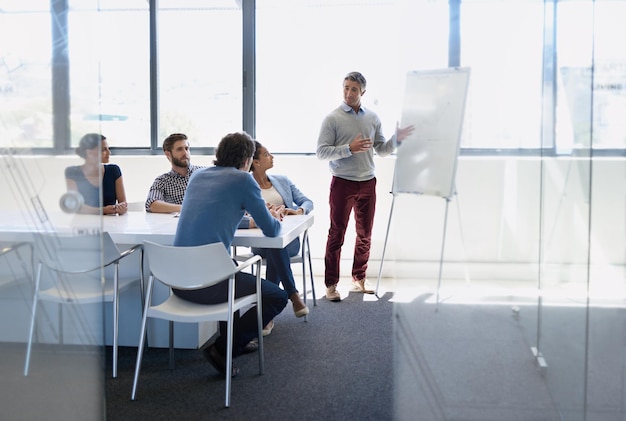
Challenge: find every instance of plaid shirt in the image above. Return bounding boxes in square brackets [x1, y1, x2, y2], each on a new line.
[145, 165, 205, 212]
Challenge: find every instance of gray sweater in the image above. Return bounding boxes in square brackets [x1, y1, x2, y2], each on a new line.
[316, 102, 397, 182]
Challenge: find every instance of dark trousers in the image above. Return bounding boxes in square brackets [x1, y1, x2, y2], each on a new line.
[252, 238, 301, 296]
[324, 176, 376, 286]
[173, 273, 288, 357]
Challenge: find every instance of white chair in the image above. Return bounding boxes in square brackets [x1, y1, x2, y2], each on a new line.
[233, 228, 317, 316]
[24, 232, 144, 378]
[292, 229, 316, 308]
[0, 241, 33, 291]
[131, 241, 264, 408]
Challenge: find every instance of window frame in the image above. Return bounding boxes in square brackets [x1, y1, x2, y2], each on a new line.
[3, 0, 624, 157]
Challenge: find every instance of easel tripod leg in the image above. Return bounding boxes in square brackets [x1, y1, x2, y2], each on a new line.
[435, 198, 451, 311]
[376, 195, 396, 297]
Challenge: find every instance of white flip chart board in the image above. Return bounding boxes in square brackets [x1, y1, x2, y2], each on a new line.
[393, 67, 470, 199]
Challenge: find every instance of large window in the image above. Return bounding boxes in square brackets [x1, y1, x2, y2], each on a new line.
[1, 0, 625, 154]
[158, 2, 242, 147]
[460, 0, 545, 150]
[556, 0, 626, 152]
[68, 0, 241, 149]
[69, 1, 150, 149]
[256, 0, 449, 153]
[0, 2, 52, 149]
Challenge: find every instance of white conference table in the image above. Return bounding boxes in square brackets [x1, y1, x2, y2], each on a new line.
[0, 209, 314, 249]
[0, 209, 314, 349]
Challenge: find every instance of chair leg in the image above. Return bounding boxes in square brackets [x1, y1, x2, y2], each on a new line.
[24, 263, 42, 376]
[168, 321, 175, 369]
[131, 316, 149, 400]
[225, 309, 234, 408]
[113, 265, 120, 378]
[256, 267, 265, 375]
[256, 286, 265, 375]
[301, 252, 308, 323]
[304, 234, 316, 306]
[307, 251, 316, 306]
[58, 303, 63, 344]
[132, 277, 154, 400]
[138, 249, 145, 309]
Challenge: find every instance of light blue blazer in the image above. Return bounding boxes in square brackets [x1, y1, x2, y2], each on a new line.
[250, 174, 313, 257]
[267, 174, 314, 214]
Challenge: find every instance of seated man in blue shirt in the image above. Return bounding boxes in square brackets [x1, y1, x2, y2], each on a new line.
[173, 131, 288, 377]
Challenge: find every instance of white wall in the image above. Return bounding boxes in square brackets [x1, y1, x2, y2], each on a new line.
[2, 154, 625, 285]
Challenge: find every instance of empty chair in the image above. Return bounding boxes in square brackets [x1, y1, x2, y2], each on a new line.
[233, 228, 317, 314]
[0, 242, 34, 343]
[0, 241, 33, 291]
[132, 241, 264, 408]
[24, 232, 143, 378]
[291, 229, 316, 308]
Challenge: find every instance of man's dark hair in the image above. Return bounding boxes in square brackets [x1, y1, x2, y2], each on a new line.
[214, 132, 256, 169]
[344, 71, 367, 91]
[162, 133, 188, 153]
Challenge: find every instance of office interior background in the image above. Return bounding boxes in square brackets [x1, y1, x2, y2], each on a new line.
[1, 0, 625, 419]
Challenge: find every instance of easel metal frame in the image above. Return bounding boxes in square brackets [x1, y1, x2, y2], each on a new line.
[376, 189, 469, 312]
[376, 67, 470, 306]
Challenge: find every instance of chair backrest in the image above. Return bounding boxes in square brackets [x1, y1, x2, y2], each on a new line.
[33, 232, 121, 274]
[0, 242, 33, 289]
[143, 241, 237, 290]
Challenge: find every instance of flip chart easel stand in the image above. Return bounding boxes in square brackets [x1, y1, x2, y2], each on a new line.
[376, 191, 400, 297]
[376, 188, 467, 312]
[375, 67, 470, 305]
[434, 196, 452, 311]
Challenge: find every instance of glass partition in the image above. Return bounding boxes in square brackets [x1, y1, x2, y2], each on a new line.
[0, 137, 107, 415]
[534, 1, 626, 419]
[0, 3, 106, 418]
[393, 1, 626, 420]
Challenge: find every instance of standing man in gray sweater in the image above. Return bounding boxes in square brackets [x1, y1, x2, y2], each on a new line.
[316, 71, 414, 301]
